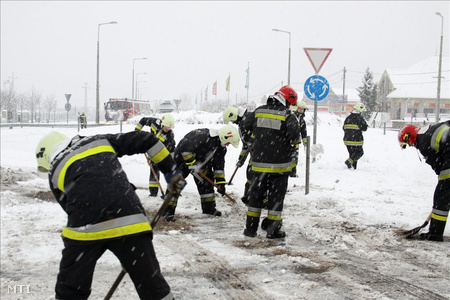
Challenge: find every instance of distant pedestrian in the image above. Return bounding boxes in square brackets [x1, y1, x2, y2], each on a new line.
[79, 112, 87, 129]
[35, 130, 182, 299]
[223, 106, 253, 204]
[164, 124, 240, 221]
[135, 113, 176, 197]
[289, 101, 308, 177]
[243, 85, 300, 239]
[343, 103, 368, 169]
[398, 121, 450, 241]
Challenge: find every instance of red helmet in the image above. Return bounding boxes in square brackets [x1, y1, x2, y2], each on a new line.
[398, 124, 420, 149]
[275, 85, 298, 105]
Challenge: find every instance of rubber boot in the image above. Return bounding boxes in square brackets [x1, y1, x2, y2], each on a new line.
[201, 201, 222, 217]
[420, 218, 446, 241]
[149, 187, 158, 197]
[244, 215, 260, 237]
[266, 220, 285, 239]
[345, 159, 352, 169]
[164, 205, 177, 222]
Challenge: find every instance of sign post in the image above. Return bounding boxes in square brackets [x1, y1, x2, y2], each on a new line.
[65, 94, 72, 124]
[303, 48, 332, 145]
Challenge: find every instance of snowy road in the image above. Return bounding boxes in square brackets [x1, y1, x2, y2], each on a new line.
[1, 112, 449, 299]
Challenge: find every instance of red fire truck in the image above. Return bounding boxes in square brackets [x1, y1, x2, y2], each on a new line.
[104, 98, 151, 123]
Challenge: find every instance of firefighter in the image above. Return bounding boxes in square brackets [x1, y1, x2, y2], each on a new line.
[343, 103, 368, 169]
[243, 85, 300, 239]
[398, 121, 450, 241]
[135, 113, 176, 197]
[35, 130, 183, 300]
[289, 101, 308, 177]
[79, 112, 87, 129]
[163, 124, 240, 221]
[223, 106, 253, 204]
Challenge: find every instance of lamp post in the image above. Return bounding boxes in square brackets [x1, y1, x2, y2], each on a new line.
[135, 73, 147, 99]
[136, 81, 147, 99]
[132, 57, 147, 98]
[435, 12, 444, 124]
[96, 21, 117, 124]
[272, 28, 291, 85]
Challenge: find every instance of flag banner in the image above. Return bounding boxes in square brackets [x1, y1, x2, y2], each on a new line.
[212, 81, 217, 95]
[245, 67, 249, 89]
[226, 75, 230, 92]
[205, 86, 208, 101]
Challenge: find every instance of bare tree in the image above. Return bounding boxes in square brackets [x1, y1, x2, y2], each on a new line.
[16, 92, 27, 123]
[27, 87, 41, 123]
[43, 94, 57, 123]
[0, 86, 16, 122]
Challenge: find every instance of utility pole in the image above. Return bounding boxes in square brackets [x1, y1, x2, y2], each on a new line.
[82, 83, 89, 113]
[342, 67, 346, 117]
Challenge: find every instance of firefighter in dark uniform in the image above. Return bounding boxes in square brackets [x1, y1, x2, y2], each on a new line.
[223, 106, 253, 204]
[35, 130, 182, 300]
[135, 113, 176, 197]
[243, 85, 300, 239]
[289, 101, 308, 177]
[343, 103, 368, 169]
[79, 112, 87, 129]
[398, 121, 450, 241]
[164, 124, 240, 221]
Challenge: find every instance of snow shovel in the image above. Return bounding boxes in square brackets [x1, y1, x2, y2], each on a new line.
[104, 174, 185, 300]
[145, 153, 165, 197]
[197, 171, 236, 203]
[228, 149, 249, 185]
[402, 213, 432, 238]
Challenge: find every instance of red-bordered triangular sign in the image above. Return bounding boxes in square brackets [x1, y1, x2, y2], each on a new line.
[303, 48, 333, 74]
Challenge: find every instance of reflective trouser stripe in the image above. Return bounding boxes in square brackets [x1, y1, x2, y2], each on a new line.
[267, 210, 282, 221]
[252, 161, 292, 173]
[200, 193, 215, 202]
[247, 206, 262, 217]
[62, 214, 151, 241]
[439, 169, 450, 181]
[432, 208, 449, 222]
[344, 140, 364, 146]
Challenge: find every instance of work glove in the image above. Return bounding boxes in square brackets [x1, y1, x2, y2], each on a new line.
[216, 181, 226, 196]
[165, 171, 185, 197]
[188, 163, 201, 175]
[236, 160, 244, 168]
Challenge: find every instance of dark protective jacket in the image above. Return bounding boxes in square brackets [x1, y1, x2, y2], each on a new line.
[343, 111, 368, 146]
[135, 117, 176, 152]
[48, 131, 175, 240]
[243, 96, 300, 174]
[234, 110, 253, 163]
[293, 110, 308, 145]
[415, 120, 450, 177]
[174, 128, 227, 183]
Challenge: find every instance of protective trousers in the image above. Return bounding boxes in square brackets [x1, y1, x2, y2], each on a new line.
[246, 173, 288, 235]
[430, 175, 450, 236]
[55, 233, 172, 300]
[149, 163, 161, 196]
[346, 145, 364, 166]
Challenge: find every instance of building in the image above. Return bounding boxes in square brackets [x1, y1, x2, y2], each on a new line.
[378, 55, 450, 123]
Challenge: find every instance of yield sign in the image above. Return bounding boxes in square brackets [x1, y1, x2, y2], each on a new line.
[303, 48, 333, 74]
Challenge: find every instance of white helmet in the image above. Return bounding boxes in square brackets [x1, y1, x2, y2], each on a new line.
[297, 101, 307, 109]
[354, 103, 366, 113]
[223, 107, 239, 123]
[35, 131, 69, 173]
[161, 113, 175, 129]
[218, 125, 240, 148]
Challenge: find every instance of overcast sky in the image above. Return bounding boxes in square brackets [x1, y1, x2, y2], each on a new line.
[1, 1, 449, 111]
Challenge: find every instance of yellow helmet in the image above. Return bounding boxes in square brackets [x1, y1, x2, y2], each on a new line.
[297, 101, 308, 109]
[35, 131, 69, 173]
[218, 125, 240, 148]
[223, 106, 239, 123]
[161, 113, 175, 129]
[354, 103, 366, 113]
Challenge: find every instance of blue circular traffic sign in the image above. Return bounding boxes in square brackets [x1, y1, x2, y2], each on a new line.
[304, 75, 330, 101]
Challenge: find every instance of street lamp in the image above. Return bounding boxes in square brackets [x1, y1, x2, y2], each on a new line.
[136, 81, 147, 99]
[435, 12, 444, 124]
[272, 28, 291, 85]
[96, 21, 117, 124]
[135, 73, 147, 99]
[132, 57, 147, 98]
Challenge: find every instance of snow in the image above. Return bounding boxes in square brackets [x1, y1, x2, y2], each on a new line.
[1, 110, 449, 299]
